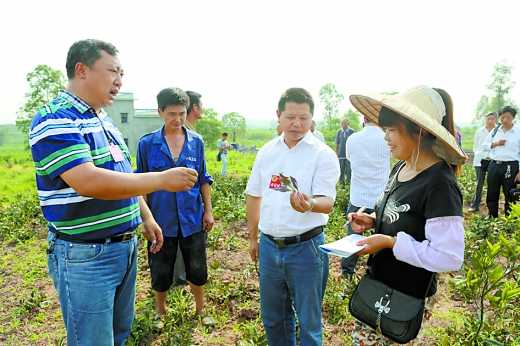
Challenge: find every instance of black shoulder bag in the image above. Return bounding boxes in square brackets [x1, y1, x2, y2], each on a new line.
[348, 163, 435, 344]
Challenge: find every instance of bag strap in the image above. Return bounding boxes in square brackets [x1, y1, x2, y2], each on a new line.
[376, 161, 436, 299]
[491, 125, 501, 139]
[374, 161, 404, 233]
[423, 272, 435, 298]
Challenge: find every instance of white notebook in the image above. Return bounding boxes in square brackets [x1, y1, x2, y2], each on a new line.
[319, 234, 367, 258]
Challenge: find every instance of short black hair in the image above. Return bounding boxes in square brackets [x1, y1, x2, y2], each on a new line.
[66, 39, 119, 79]
[222, 132, 228, 137]
[379, 107, 421, 137]
[499, 106, 517, 118]
[156, 87, 190, 111]
[186, 91, 202, 114]
[277, 88, 314, 115]
[486, 112, 498, 118]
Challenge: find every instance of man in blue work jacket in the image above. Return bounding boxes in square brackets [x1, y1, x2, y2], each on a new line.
[136, 87, 214, 326]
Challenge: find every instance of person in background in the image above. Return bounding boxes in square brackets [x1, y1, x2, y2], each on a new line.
[185, 91, 203, 132]
[484, 106, 520, 217]
[311, 120, 325, 142]
[336, 119, 354, 184]
[341, 115, 390, 278]
[275, 123, 283, 137]
[455, 125, 463, 147]
[136, 87, 215, 327]
[468, 112, 497, 212]
[173, 90, 204, 289]
[217, 132, 231, 176]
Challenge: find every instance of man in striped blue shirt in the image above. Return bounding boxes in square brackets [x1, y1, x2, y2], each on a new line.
[30, 39, 198, 346]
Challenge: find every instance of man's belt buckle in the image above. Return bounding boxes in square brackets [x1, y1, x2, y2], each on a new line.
[272, 237, 287, 247]
[118, 232, 134, 241]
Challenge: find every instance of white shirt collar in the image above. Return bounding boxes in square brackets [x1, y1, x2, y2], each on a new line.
[499, 124, 518, 133]
[278, 131, 314, 148]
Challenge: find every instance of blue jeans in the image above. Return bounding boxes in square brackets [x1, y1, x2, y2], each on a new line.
[221, 153, 228, 176]
[47, 232, 138, 346]
[341, 203, 374, 276]
[259, 232, 328, 346]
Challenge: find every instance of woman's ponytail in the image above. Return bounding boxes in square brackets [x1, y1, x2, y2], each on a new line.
[433, 88, 462, 175]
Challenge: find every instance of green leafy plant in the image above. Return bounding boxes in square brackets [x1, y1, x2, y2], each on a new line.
[0, 193, 46, 243]
[452, 205, 520, 344]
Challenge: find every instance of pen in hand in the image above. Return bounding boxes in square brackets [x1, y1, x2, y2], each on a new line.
[343, 206, 367, 230]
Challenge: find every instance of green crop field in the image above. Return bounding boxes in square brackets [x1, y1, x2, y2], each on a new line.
[0, 129, 519, 345]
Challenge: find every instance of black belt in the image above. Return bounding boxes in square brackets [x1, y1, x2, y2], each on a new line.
[263, 226, 323, 248]
[491, 160, 518, 165]
[55, 230, 135, 244]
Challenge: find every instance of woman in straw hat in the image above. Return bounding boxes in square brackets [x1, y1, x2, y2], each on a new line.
[347, 86, 466, 345]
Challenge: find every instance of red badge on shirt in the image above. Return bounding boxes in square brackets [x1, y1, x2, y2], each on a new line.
[269, 175, 282, 189]
[269, 173, 298, 192]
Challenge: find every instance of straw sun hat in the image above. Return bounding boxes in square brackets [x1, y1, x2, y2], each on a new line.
[349, 85, 467, 165]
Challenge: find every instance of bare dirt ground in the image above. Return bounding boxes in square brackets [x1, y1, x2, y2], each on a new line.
[0, 220, 466, 345]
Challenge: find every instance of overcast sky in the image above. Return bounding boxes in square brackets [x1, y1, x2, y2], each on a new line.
[1, 0, 519, 126]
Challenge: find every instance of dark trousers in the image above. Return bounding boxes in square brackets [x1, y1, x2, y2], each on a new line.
[341, 203, 374, 275]
[339, 158, 351, 185]
[471, 160, 490, 210]
[486, 161, 519, 217]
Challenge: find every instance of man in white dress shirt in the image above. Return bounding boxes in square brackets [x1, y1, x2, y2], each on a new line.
[311, 120, 325, 142]
[246, 88, 340, 346]
[484, 106, 520, 217]
[468, 112, 497, 212]
[341, 116, 390, 277]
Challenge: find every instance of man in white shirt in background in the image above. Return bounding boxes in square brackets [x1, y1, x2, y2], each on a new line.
[311, 120, 325, 142]
[468, 112, 497, 212]
[341, 115, 390, 278]
[484, 106, 520, 217]
[246, 88, 340, 346]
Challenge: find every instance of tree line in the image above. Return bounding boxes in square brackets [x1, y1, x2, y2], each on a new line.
[13, 62, 518, 148]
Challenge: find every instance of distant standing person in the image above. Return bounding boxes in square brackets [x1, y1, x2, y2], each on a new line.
[311, 120, 325, 142]
[341, 116, 390, 277]
[455, 125, 463, 146]
[217, 132, 231, 176]
[468, 112, 497, 212]
[274, 123, 283, 138]
[484, 106, 520, 217]
[336, 119, 354, 184]
[185, 91, 203, 132]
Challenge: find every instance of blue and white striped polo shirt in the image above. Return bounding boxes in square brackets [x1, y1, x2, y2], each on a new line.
[29, 90, 141, 240]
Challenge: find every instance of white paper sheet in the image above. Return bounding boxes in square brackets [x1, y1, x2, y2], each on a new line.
[319, 234, 367, 258]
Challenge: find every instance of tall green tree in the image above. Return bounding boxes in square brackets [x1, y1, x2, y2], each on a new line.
[319, 83, 344, 131]
[17, 64, 66, 144]
[475, 63, 517, 120]
[195, 108, 223, 148]
[222, 112, 246, 142]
